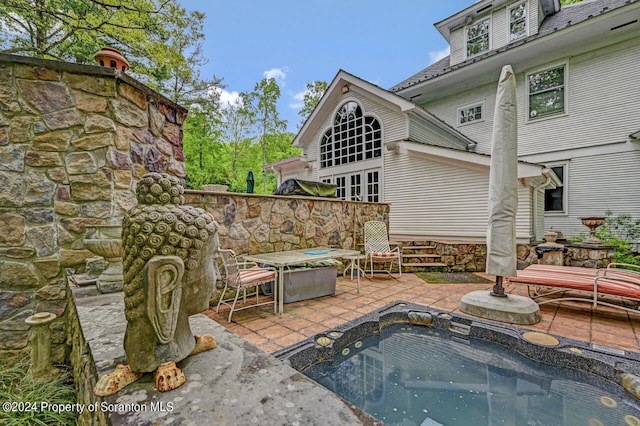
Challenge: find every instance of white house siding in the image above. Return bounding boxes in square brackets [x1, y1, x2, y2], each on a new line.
[384, 149, 532, 242]
[450, 28, 466, 66]
[492, 7, 508, 51]
[420, 82, 497, 155]
[534, 187, 545, 241]
[519, 38, 640, 156]
[288, 168, 313, 182]
[420, 38, 640, 158]
[530, 0, 539, 36]
[407, 116, 469, 149]
[544, 150, 640, 238]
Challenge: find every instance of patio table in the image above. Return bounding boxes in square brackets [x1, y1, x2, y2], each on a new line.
[243, 248, 360, 315]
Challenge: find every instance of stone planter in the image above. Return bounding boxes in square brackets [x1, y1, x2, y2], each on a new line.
[580, 216, 605, 245]
[84, 225, 124, 293]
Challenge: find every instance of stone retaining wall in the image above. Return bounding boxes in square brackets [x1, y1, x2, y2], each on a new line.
[0, 54, 187, 361]
[184, 191, 389, 255]
[427, 240, 613, 271]
[564, 244, 616, 268]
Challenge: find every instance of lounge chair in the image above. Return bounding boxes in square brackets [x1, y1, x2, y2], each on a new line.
[505, 263, 640, 312]
[363, 220, 402, 278]
[215, 249, 277, 323]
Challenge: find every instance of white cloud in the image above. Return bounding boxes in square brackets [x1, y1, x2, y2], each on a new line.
[219, 88, 241, 106]
[263, 67, 287, 84]
[214, 87, 242, 108]
[428, 46, 450, 64]
[289, 89, 306, 110]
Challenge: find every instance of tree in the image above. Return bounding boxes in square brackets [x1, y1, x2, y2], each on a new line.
[298, 80, 328, 128]
[1, 0, 167, 62]
[0, 0, 219, 105]
[138, 3, 222, 107]
[245, 78, 287, 191]
[220, 95, 256, 186]
[182, 92, 228, 190]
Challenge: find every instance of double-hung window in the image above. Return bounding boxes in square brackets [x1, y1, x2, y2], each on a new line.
[544, 164, 567, 213]
[528, 65, 566, 120]
[466, 18, 490, 57]
[509, 2, 528, 41]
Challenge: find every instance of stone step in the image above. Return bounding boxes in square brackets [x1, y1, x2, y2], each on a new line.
[402, 253, 441, 259]
[401, 245, 436, 250]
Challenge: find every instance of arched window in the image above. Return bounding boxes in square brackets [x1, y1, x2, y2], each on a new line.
[320, 102, 381, 168]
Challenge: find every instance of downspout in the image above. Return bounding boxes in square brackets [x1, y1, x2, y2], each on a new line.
[532, 168, 553, 241]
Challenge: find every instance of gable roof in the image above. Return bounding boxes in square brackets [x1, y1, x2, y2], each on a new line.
[292, 69, 476, 150]
[391, 0, 639, 93]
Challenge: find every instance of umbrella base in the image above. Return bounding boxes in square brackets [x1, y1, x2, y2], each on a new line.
[460, 290, 541, 325]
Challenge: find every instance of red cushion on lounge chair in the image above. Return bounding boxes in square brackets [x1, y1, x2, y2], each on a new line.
[506, 267, 640, 299]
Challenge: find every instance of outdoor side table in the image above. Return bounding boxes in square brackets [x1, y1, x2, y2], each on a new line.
[342, 253, 367, 293]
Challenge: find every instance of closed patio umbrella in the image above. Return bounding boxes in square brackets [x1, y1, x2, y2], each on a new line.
[486, 64, 518, 297]
[246, 170, 255, 194]
[460, 65, 540, 324]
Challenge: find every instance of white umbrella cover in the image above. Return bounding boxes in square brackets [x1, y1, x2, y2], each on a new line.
[486, 65, 518, 283]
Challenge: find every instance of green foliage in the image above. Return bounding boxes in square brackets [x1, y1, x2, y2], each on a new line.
[560, 0, 583, 4]
[297, 80, 328, 129]
[596, 211, 640, 265]
[243, 78, 287, 192]
[182, 87, 301, 193]
[0, 356, 77, 425]
[0, 0, 221, 105]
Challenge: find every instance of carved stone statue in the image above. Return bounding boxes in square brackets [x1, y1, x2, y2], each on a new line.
[94, 172, 219, 395]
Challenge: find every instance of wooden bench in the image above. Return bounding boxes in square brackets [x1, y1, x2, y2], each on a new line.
[505, 263, 640, 313]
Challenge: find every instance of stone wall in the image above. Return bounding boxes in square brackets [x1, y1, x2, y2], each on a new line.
[412, 241, 536, 272]
[184, 190, 389, 256]
[564, 244, 616, 268]
[428, 240, 613, 271]
[0, 53, 187, 361]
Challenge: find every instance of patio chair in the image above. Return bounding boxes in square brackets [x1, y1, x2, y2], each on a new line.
[215, 248, 277, 323]
[363, 220, 402, 277]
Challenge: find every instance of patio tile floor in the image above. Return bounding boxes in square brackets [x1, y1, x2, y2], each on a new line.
[203, 272, 640, 354]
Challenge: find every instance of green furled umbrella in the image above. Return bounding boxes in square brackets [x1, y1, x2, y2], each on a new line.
[246, 170, 255, 194]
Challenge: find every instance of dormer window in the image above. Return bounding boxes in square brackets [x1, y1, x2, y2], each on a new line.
[509, 2, 528, 41]
[466, 18, 490, 57]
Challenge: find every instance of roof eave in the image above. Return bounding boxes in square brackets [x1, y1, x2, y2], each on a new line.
[402, 141, 544, 179]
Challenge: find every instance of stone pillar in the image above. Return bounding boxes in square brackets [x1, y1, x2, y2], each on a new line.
[25, 312, 57, 378]
[536, 231, 565, 266]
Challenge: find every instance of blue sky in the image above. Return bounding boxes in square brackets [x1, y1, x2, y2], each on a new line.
[180, 1, 475, 132]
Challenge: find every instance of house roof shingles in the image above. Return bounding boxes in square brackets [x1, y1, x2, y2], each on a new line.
[390, 0, 637, 93]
